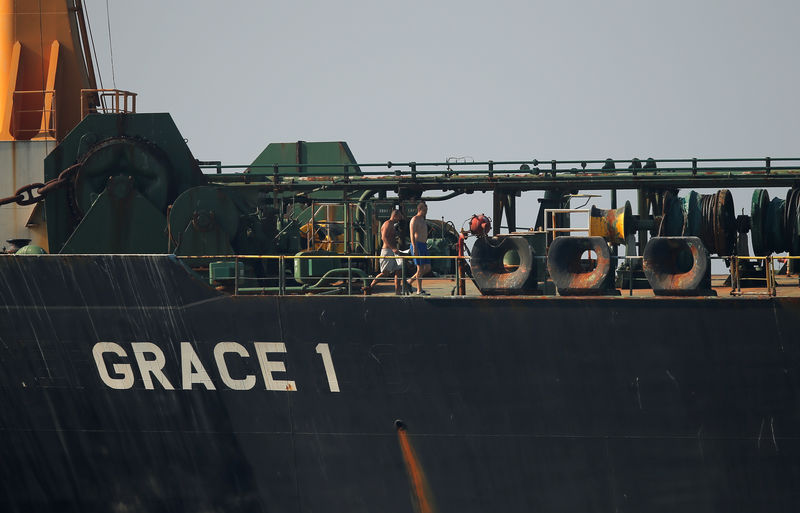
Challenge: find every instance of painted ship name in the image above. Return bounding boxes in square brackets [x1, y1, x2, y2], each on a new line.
[92, 342, 340, 392]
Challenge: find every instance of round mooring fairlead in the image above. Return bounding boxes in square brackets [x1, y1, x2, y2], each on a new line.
[547, 236, 616, 295]
[470, 235, 538, 295]
[642, 236, 714, 296]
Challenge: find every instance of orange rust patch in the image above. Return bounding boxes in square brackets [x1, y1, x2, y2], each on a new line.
[397, 427, 436, 513]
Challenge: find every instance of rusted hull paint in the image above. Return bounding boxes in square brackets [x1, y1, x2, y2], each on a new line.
[397, 423, 437, 513]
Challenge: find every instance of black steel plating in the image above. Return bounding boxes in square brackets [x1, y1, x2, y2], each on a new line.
[1, 256, 800, 512]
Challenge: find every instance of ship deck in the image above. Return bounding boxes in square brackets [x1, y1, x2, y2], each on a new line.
[360, 274, 800, 298]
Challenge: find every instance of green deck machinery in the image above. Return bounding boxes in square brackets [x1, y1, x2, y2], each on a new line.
[43, 113, 207, 254]
[42, 115, 445, 293]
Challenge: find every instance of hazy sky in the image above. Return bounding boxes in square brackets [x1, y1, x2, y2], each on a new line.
[84, 0, 800, 232]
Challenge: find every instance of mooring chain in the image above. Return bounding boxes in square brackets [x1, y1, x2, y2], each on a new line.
[0, 163, 81, 207]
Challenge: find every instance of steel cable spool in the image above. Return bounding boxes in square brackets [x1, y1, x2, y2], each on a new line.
[796, 201, 800, 257]
[679, 191, 702, 237]
[659, 192, 685, 236]
[699, 194, 714, 251]
[751, 189, 769, 256]
[766, 197, 787, 253]
[749, 188, 800, 255]
[715, 190, 736, 255]
[697, 189, 735, 255]
[784, 188, 800, 254]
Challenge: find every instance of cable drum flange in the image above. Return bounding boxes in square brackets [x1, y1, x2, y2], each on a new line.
[795, 201, 800, 257]
[678, 191, 702, 237]
[765, 196, 787, 254]
[659, 192, 685, 236]
[784, 188, 800, 254]
[750, 189, 769, 256]
[697, 189, 736, 256]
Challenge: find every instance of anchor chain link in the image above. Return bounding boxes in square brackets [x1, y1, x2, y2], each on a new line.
[0, 164, 81, 207]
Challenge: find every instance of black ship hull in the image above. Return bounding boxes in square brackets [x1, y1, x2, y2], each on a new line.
[2, 255, 799, 512]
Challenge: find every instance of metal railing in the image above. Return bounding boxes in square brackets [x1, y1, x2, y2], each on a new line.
[189, 157, 800, 196]
[81, 89, 137, 119]
[197, 157, 800, 180]
[544, 208, 590, 238]
[302, 201, 370, 254]
[730, 255, 778, 297]
[11, 90, 56, 139]
[183, 253, 466, 296]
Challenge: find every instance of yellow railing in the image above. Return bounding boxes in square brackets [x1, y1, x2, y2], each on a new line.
[728, 255, 790, 297]
[178, 253, 468, 296]
[174, 253, 797, 297]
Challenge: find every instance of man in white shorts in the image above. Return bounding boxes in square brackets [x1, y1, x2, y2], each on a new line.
[365, 209, 409, 294]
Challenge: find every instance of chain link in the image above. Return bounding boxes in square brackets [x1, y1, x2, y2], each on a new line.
[0, 191, 23, 207]
[0, 164, 81, 208]
[15, 182, 45, 205]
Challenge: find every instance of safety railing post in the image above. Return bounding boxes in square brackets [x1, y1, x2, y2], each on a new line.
[737, 257, 742, 294]
[343, 197, 349, 253]
[769, 256, 776, 296]
[768, 256, 772, 296]
[767, 256, 771, 295]
[347, 256, 352, 296]
[736, 256, 741, 294]
[765, 256, 770, 296]
[455, 256, 461, 296]
[401, 256, 407, 295]
[234, 255, 239, 295]
[737, 256, 742, 294]
[461, 255, 467, 295]
[629, 257, 633, 297]
[279, 255, 286, 295]
[309, 201, 315, 250]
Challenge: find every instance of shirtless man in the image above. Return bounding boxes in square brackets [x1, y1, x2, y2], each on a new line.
[367, 209, 407, 294]
[409, 202, 430, 295]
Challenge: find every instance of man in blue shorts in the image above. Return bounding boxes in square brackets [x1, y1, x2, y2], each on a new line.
[409, 202, 430, 295]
